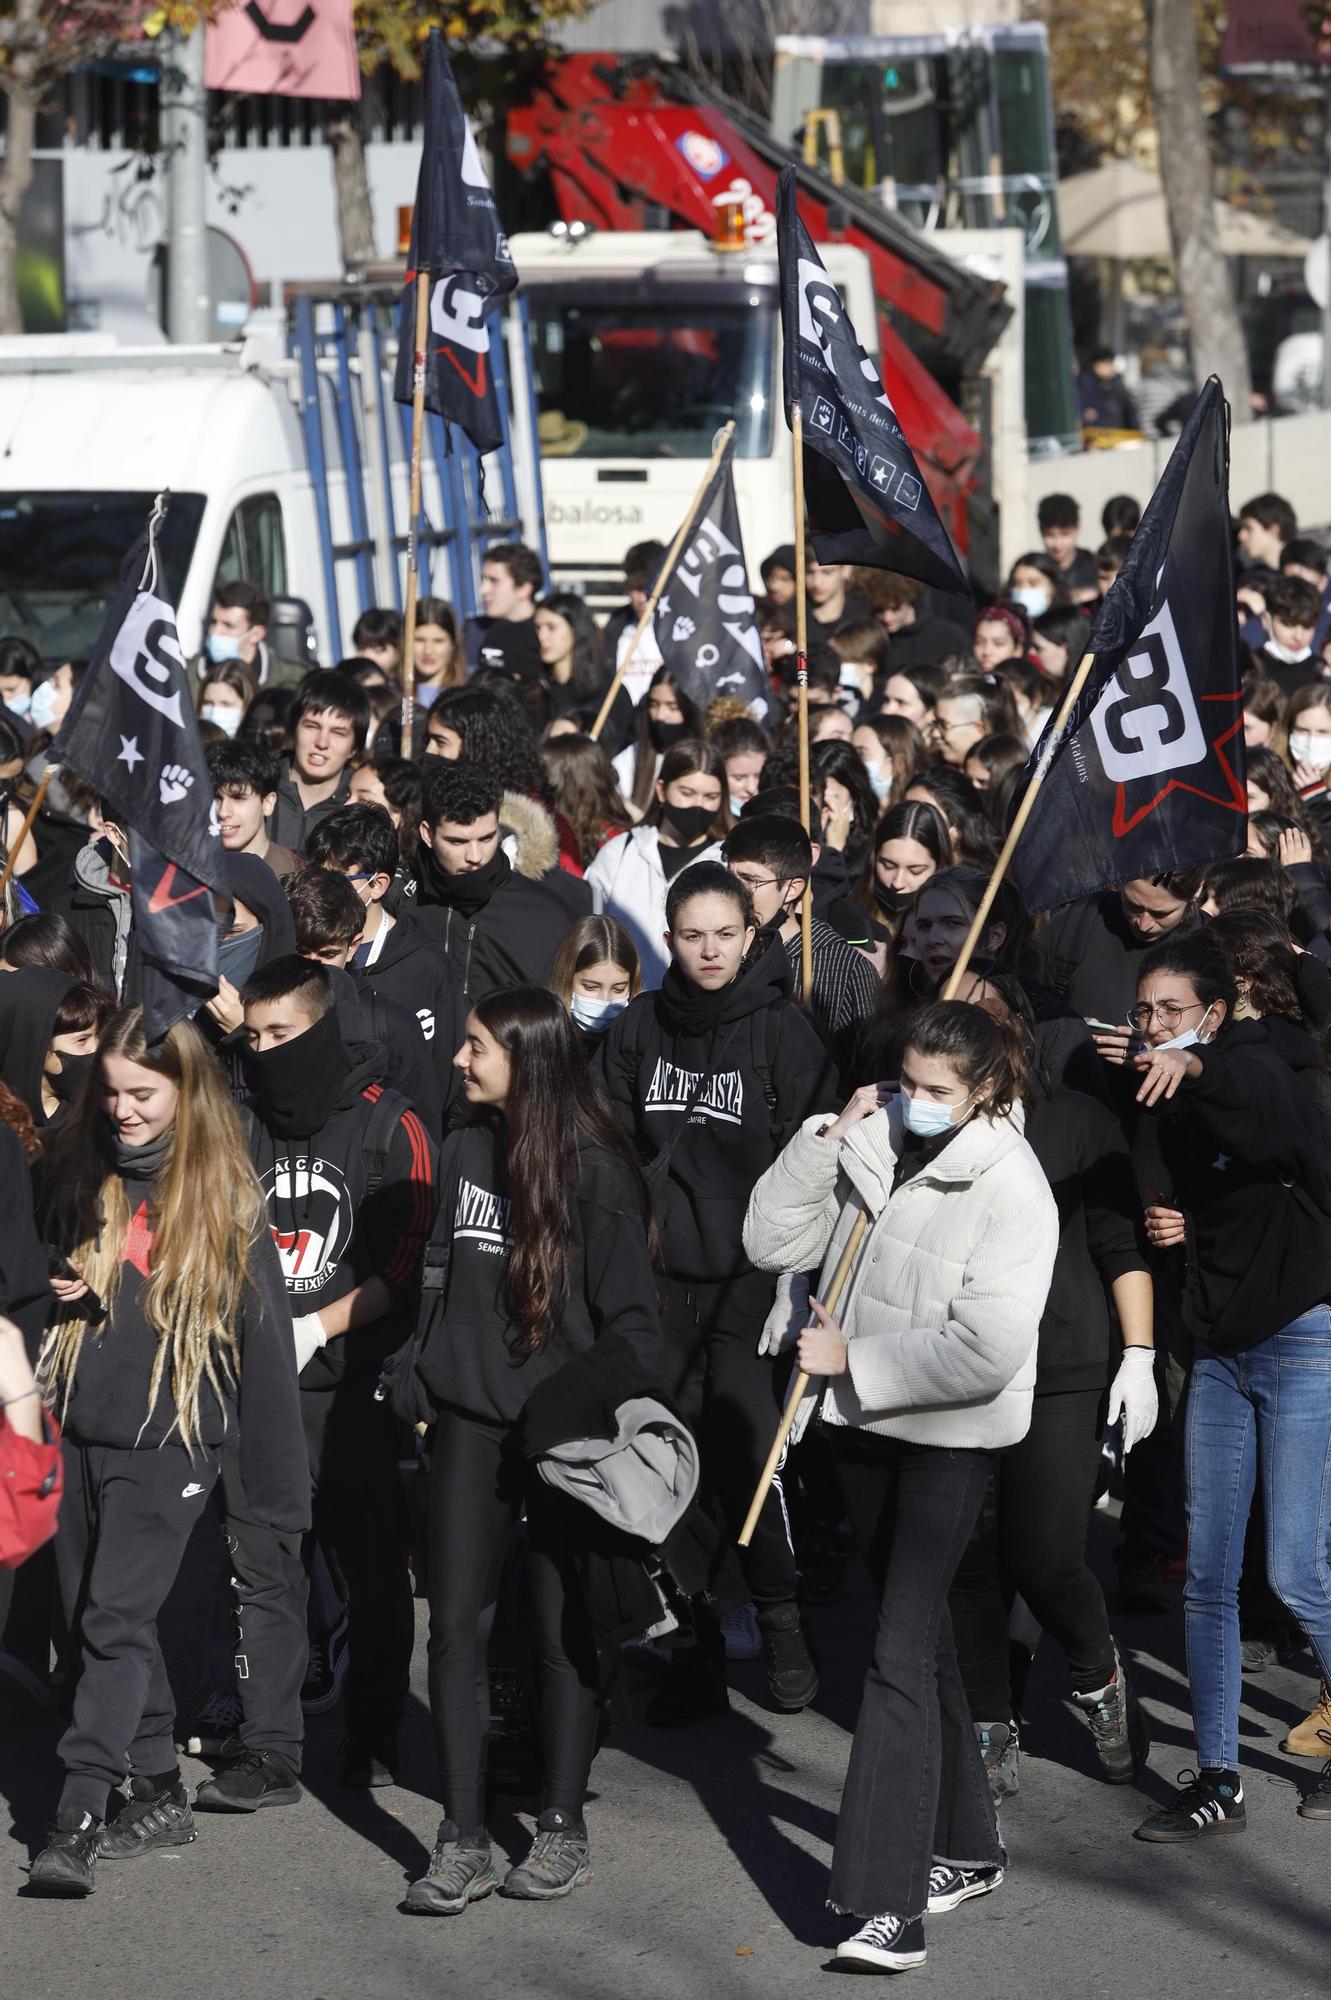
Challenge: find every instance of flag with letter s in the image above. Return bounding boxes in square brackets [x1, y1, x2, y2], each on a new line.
[1011, 379, 1246, 913]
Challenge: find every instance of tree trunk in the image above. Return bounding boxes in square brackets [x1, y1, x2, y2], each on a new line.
[328, 104, 376, 274]
[1146, 0, 1252, 420]
[0, 90, 35, 336]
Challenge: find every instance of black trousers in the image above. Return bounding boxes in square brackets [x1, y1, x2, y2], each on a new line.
[950, 1388, 1116, 1720]
[661, 1276, 797, 1608]
[218, 1446, 308, 1771]
[301, 1381, 414, 1741]
[54, 1440, 219, 1819]
[425, 1407, 600, 1830]
[827, 1428, 1000, 1924]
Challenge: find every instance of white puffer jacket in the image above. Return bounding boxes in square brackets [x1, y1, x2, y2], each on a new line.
[585, 826, 722, 989]
[743, 1100, 1059, 1451]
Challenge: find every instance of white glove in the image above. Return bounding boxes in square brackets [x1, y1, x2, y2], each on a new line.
[758, 1272, 811, 1358]
[1107, 1347, 1158, 1455]
[292, 1312, 328, 1374]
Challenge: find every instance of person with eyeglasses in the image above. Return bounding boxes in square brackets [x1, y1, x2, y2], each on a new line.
[1127, 933, 1331, 1840]
[928, 675, 1021, 771]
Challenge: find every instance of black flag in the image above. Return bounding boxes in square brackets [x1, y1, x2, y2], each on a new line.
[1010, 379, 1245, 915]
[393, 32, 517, 455]
[776, 167, 966, 590]
[653, 440, 770, 720]
[53, 503, 227, 1041]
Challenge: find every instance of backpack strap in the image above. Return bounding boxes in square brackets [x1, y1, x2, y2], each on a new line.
[360, 1084, 411, 1197]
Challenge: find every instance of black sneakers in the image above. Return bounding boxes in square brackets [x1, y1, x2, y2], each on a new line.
[301, 1615, 351, 1716]
[757, 1603, 819, 1712]
[340, 1733, 398, 1789]
[834, 1912, 927, 1972]
[643, 1647, 730, 1728]
[195, 1749, 303, 1813]
[976, 1720, 1020, 1801]
[502, 1809, 593, 1901]
[1072, 1649, 1150, 1784]
[1297, 1759, 1331, 1821]
[926, 1863, 1003, 1913]
[97, 1779, 196, 1861]
[1115, 1551, 1170, 1616]
[1134, 1769, 1246, 1842]
[404, 1823, 499, 1915]
[28, 1811, 102, 1897]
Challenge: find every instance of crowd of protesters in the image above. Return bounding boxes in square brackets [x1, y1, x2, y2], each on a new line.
[2, 489, 1331, 1970]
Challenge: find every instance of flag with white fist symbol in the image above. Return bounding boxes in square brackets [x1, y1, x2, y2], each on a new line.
[652, 433, 768, 719]
[53, 496, 227, 1041]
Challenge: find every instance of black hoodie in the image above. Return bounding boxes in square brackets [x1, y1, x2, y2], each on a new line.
[267, 756, 352, 856]
[1134, 1017, 1331, 1353]
[350, 908, 465, 1121]
[412, 1123, 660, 1425]
[55, 1162, 309, 1533]
[412, 847, 575, 1002]
[0, 966, 73, 1120]
[598, 935, 838, 1298]
[244, 1024, 438, 1392]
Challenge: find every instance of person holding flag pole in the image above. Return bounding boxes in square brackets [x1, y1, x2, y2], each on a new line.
[393, 32, 518, 756]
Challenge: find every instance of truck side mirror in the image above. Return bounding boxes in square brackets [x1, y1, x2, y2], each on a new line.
[267, 595, 319, 669]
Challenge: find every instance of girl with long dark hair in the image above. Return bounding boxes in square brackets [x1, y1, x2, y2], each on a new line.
[534, 593, 607, 723]
[599, 864, 837, 1722]
[28, 1009, 305, 1897]
[744, 1001, 1059, 1971]
[586, 739, 728, 988]
[401, 988, 661, 1914]
[613, 669, 704, 816]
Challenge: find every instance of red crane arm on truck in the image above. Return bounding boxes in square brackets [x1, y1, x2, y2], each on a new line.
[506, 56, 1011, 553]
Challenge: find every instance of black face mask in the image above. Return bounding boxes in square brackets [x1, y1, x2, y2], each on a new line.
[49, 1050, 94, 1105]
[242, 1008, 351, 1137]
[662, 803, 717, 847]
[417, 842, 510, 917]
[648, 716, 689, 754]
[874, 882, 914, 916]
[217, 922, 265, 988]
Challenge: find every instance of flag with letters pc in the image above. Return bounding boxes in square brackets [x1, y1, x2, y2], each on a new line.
[1010, 379, 1245, 914]
[393, 31, 517, 456]
[53, 501, 228, 1041]
[653, 435, 769, 719]
[776, 167, 966, 591]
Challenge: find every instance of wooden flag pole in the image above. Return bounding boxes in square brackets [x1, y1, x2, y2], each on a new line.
[0, 768, 51, 901]
[588, 421, 736, 744]
[738, 1207, 869, 1548]
[940, 647, 1099, 1000]
[792, 405, 813, 1005]
[398, 270, 430, 759]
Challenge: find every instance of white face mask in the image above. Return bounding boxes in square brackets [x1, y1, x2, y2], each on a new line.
[1154, 1004, 1215, 1054]
[1289, 729, 1331, 774]
[4, 686, 31, 719]
[1265, 635, 1311, 666]
[28, 678, 61, 730]
[902, 1087, 977, 1138]
[1010, 584, 1051, 619]
[570, 993, 628, 1033]
[201, 703, 242, 737]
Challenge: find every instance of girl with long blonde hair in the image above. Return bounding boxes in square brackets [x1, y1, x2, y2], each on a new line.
[28, 1008, 307, 1900]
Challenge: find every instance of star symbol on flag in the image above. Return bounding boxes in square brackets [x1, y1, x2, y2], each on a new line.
[1111, 695, 1247, 838]
[118, 735, 144, 772]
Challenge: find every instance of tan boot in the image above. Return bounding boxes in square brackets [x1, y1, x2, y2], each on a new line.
[1281, 1683, 1331, 1757]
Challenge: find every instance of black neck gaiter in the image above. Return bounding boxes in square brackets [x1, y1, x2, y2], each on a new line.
[243, 1008, 352, 1137]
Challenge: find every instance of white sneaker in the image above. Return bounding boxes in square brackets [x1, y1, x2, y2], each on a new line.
[721, 1603, 761, 1662]
[834, 1911, 927, 1972]
[926, 1863, 1003, 1913]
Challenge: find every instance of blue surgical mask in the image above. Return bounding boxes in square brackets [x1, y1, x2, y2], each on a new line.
[28, 678, 61, 730]
[201, 703, 241, 737]
[1154, 1005, 1214, 1055]
[4, 686, 31, 719]
[206, 632, 243, 664]
[728, 794, 749, 820]
[1010, 584, 1051, 619]
[902, 1089, 974, 1138]
[865, 761, 892, 802]
[570, 993, 628, 1034]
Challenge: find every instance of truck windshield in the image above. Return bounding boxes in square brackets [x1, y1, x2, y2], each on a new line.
[525, 294, 775, 459]
[0, 492, 206, 661]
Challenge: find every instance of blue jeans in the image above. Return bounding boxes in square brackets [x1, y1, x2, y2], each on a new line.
[1185, 1304, 1331, 1769]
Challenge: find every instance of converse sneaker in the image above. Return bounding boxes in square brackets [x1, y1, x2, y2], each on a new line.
[1134, 1769, 1246, 1842]
[1297, 1758, 1331, 1821]
[757, 1603, 819, 1712]
[501, 1808, 593, 1900]
[1072, 1649, 1150, 1783]
[834, 1912, 927, 1972]
[194, 1749, 303, 1813]
[180, 1689, 243, 1758]
[97, 1779, 196, 1861]
[926, 1863, 1004, 1914]
[976, 1720, 1020, 1801]
[27, 1811, 102, 1897]
[301, 1614, 350, 1715]
[404, 1823, 498, 1915]
[721, 1603, 762, 1662]
[1282, 1683, 1331, 1758]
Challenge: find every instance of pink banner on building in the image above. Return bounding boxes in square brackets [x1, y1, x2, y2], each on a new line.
[205, 0, 360, 100]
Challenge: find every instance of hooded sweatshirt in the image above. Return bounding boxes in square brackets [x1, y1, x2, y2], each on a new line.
[414, 1122, 660, 1425]
[412, 846, 575, 1002]
[54, 838, 139, 1000]
[0, 966, 75, 1120]
[243, 1009, 438, 1391]
[267, 756, 352, 857]
[54, 1157, 309, 1532]
[351, 908, 465, 1119]
[598, 935, 838, 1301]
